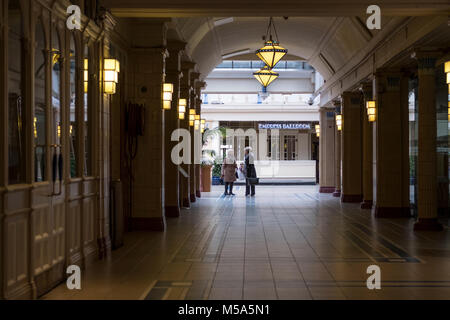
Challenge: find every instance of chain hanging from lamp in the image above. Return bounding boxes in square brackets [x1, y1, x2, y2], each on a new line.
[255, 17, 288, 69]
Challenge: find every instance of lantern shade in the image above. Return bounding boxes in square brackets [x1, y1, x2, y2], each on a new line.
[104, 58, 120, 73]
[445, 61, 450, 73]
[366, 101, 376, 109]
[179, 112, 185, 120]
[104, 81, 116, 94]
[189, 114, 195, 121]
[189, 109, 196, 115]
[368, 115, 376, 122]
[253, 66, 279, 88]
[447, 72, 450, 84]
[179, 105, 186, 113]
[163, 92, 172, 101]
[163, 100, 171, 110]
[256, 40, 287, 69]
[195, 114, 200, 120]
[163, 83, 174, 93]
[104, 70, 117, 82]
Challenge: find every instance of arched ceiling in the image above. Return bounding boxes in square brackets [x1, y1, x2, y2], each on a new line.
[171, 16, 390, 80]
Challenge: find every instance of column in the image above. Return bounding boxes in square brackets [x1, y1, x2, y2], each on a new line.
[332, 100, 341, 197]
[189, 72, 200, 202]
[164, 41, 185, 217]
[373, 71, 410, 217]
[179, 61, 195, 208]
[360, 82, 373, 209]
[341, 92, 363, 202]
[128, 21, 168, 231]
[0, 0, 6, 300]
[414, 52, 443, 231]
[318, 108, 335, 193]
[194, 83, 205, 198]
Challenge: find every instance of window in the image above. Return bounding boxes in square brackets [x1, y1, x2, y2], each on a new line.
[69, 35, 78, 177]
[34, 19, 47, 182]
[52, 28, 62, 149]
[283, 135, 297, 160]
[8, 1, 25, 184]
[233, 61, 251, 69]
[84, 44, 92, 176]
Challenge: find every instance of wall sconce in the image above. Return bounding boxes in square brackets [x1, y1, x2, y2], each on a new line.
[445, 61, 449, 121]
[84, 59, 88, 93]
[104, 58, 120, 94]
[336, 114, 342, 131]
[366, 100, 376, 122]
[194, 114, 200, 130]
[34, 117, 37, 138]
[445, 61, 450, 83]
[57, 123, 61, 138]
[189, 109, 195, 126]
[163, 83, 173, 110]
[315, 124, 320, 137]
[178, 98, 186, 120]
[201, 119, 205, 133]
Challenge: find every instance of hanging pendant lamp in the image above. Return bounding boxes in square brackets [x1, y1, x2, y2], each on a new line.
[253, 65, 279, 88]
[255, 17, 288, 69]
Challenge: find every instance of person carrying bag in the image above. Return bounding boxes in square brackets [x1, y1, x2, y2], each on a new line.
[244, 147, 258, 196]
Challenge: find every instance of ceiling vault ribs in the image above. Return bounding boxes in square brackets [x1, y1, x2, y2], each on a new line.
[349, 16, 373, 42]
[308, 17, 344, 75]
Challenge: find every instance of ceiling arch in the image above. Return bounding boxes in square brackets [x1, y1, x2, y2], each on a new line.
[172, 16, 373, 81]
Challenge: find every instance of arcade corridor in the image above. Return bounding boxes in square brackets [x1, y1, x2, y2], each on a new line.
[42, 185, 450, 300]
[2, 0, 450, 301]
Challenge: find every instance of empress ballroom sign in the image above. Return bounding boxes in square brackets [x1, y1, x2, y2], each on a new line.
[258, 123, 311, 130]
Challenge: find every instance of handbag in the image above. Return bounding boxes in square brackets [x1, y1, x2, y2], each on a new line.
[247, 177, 259, 185]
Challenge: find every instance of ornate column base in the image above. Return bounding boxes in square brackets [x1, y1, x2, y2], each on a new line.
[319, 186, 335, 193]
[190, 193, 196, 203]
[414, 218, 443, 231]
[360, 200, 373, 209]
[182, 198, 191, 208]
[375, 207, 410, 218]
[165, 206, 180, 218]
[341, 194, 363, 203]
[332, 189, 341, 197]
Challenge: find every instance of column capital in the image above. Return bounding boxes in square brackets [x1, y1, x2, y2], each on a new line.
[167, 40, 187, 53]
[181, 60, 197, 71]
[412, 49, 441, 74]
[332, 99, 341, 108]
[358, 82, 373, 99]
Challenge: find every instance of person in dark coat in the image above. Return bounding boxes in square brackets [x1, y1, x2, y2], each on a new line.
[244, 147, 257, 196]
[221, 149, 237, 196]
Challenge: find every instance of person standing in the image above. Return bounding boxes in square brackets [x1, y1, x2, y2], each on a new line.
[244, 146, 257, 196]
[221, 149, 237, 196]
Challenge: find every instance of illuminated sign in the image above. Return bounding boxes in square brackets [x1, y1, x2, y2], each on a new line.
[258, 123, 311, 130]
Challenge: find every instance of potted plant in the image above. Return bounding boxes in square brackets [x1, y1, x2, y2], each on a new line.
[212, 158, 223, 185]
[202, 126, 226, 187]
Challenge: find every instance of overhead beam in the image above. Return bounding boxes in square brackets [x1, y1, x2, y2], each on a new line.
[106, 0, 450, 17]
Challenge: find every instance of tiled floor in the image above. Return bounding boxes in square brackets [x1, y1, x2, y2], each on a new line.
[42, 185, 450, 300]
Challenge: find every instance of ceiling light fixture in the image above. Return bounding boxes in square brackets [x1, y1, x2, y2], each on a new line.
[255, 17, 288, 69]
[253, 65, 279, 88]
